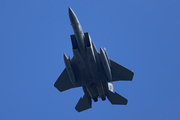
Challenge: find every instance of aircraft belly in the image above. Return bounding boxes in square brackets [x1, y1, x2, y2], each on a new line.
[55, 8, 134, 112]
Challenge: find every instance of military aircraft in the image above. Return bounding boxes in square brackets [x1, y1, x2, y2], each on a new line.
[54, 7, 134, 112]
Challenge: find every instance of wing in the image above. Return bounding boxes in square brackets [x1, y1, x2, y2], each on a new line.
[110, 59, 134, 82]
[54, 57, 82, 92]
[54, 68, 74, 92]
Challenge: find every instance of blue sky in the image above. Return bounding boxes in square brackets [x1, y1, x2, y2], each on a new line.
[0, 0, 180, 120]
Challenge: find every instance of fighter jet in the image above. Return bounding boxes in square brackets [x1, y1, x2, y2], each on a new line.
[54, 7, 134, 112]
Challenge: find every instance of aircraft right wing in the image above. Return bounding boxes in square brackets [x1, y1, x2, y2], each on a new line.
[54, 57, 82, 92]
[54, 68, 75, 92]
[110, 59, 134, 82]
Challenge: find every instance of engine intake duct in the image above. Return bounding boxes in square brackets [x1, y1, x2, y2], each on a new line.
[70, 35, 78, 49]
[84, 32, 91, 47]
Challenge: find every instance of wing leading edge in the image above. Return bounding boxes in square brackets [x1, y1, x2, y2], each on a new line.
[110, 59, 134, 82]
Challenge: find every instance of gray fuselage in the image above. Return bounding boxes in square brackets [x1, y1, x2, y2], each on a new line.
[68, 7, 109, 101]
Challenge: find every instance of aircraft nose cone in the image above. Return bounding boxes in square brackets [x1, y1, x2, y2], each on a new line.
[68, 7, 79, 24]
[68, 7, 73, 16]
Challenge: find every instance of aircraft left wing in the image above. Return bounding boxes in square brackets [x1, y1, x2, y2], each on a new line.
[54, 57, 82, 92]
[110, 59, 134, 82]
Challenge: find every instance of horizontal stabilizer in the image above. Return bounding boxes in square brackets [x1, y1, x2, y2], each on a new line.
[107, 90, 128, 105]
[75, 94, 92, 112]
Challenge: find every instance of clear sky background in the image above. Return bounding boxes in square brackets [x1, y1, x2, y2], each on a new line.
[0, 0, 180, 120]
